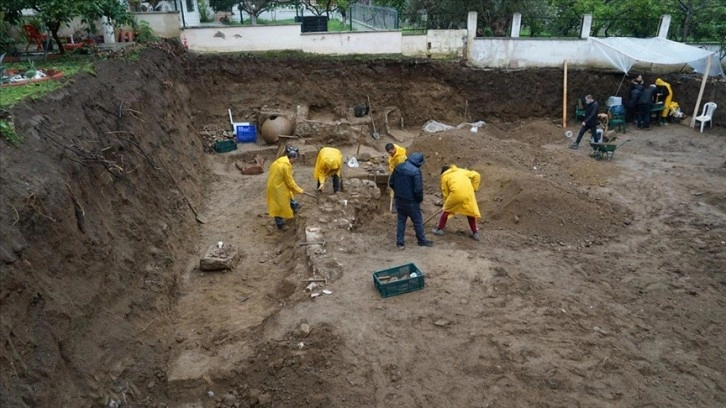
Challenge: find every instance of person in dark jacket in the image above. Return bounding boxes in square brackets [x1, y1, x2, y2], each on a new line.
[389, 152, 433, 250]
[570, 94, 600, 149]
[627, 74, 644, 123]
[637, 84, 658, 130]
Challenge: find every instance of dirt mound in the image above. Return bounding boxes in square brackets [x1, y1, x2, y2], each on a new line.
[218, 324, 372, 407]
[410, 127, 628, 243]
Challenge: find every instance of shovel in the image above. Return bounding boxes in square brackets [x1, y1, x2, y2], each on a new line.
[302, 191, 320, 202]
[367, 95, 380, 140]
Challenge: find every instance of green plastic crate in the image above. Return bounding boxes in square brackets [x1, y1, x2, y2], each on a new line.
[213, 139, 237, 153]
[373, 263, 425, 298]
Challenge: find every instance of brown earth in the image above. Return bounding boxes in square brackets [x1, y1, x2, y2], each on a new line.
[1, 43, 725, 407]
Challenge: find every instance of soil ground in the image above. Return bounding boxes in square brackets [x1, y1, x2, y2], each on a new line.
[1, 45, 725, 407]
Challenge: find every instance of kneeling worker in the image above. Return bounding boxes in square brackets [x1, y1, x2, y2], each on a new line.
[266, 146, 304, 231]
[431, 164, 482, 241]
[314, 147, 343, 193]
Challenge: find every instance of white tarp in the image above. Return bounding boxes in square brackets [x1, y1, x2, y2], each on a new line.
[589, 37, 724, 78]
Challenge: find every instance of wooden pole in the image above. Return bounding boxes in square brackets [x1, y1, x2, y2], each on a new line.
[690, 54, 712, 128]
[562, 59, 568, 128]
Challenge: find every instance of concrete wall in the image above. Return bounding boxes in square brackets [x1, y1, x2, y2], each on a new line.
[401, 30, 467, 56]
[469, 38, 600, 69]
[402, 35, 428, 55]
[133, 12, 181, 38]
[183, 25, 301, 52]
[428, 29, 467, 56]
[301, 31, 401, 54]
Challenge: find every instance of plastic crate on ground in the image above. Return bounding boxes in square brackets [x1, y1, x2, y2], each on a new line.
[236, 123, 257, 143]
[373, 263, 425, 298]
[213, 140, 237, 153]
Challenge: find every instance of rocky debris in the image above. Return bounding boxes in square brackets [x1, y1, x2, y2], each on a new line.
[199, 124, 233, 151]
[200, 243, 240, 271]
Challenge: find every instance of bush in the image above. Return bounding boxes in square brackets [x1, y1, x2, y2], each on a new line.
[134, 20, 158, 44]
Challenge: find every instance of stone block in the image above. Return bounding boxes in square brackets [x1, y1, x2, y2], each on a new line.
[200, 243, 240, 271]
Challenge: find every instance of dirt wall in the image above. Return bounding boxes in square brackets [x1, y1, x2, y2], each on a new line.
[0, 47, 207, 406]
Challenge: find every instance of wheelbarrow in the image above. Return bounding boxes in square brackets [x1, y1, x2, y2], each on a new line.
[589, 139, 631, 160]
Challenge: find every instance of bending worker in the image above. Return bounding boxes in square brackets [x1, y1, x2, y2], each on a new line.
[655, 78, 673, 120]
[266, 146, 304, 231]
[314, 147, 343, 193]
[431, 164, 481, 241]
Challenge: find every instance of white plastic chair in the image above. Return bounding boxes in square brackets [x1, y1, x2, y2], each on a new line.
[694, 102, 717, 133]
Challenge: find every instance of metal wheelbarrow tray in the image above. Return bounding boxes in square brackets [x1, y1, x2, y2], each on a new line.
[589, 139, 631, 160]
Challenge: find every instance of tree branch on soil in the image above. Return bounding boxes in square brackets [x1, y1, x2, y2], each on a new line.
[11, 205, 20, 226]
[42, 125, 127, 179]
[24, 193, 56, 223]
[106, 131, 160, 170]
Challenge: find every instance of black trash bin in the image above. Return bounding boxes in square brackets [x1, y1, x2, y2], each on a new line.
[301, 16, 328, 33]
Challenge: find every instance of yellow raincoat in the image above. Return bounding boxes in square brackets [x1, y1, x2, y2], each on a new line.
[387, 144, 408, 173]
[655, 78, 673, 118]
[314, 147, 343, 185]
[266, 156, 303, 219]
[441, 165, 481, 218]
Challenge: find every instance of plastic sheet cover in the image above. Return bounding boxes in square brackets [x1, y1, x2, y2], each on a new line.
[589, 37, 724, 78]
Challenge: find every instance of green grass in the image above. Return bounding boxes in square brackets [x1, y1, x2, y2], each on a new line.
[327, 19, 349, 32]
[0, 56, 96, 108]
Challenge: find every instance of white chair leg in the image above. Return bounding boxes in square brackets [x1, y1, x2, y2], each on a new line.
[700, 120, 704, 133]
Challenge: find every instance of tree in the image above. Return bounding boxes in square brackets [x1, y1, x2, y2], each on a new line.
[209, 0, 238, 13]
[237, 0, 283, 25]
[667, 0, 726, 41]
[300, 0, 348, 17]
[2, 0, 133, 54]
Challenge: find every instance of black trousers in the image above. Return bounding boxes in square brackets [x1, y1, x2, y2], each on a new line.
[637, 103, 653, 128]
[575, 122, 598, 145]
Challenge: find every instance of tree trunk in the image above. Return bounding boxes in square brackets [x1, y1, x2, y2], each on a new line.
[47, 20, 65, 55]
[682, 12, 692, 41]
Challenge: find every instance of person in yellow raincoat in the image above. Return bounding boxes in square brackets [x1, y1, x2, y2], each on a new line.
[655, 78, 673, 120]
[267, 146, 304, 231]
[431, 164, 481, 241]
[386, 143, 407, 213]
[314, 147, 343, 193]
[386, 143, 407, 173]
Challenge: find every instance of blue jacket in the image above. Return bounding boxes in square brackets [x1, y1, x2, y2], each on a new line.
[389, 152, 424, 203]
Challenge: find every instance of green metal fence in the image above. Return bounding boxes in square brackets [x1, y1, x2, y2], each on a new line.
[349, 4, 398, 31]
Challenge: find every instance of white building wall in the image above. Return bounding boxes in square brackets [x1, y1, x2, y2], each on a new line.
[183, 25, 301, 52]
[301, 31, 401, 54]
